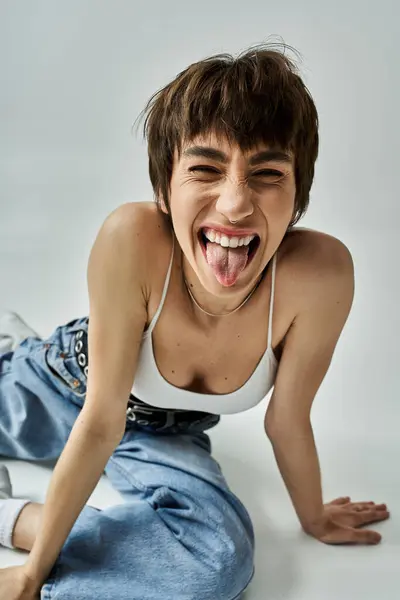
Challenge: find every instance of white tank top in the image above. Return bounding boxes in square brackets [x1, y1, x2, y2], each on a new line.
[131, 240, 278, 415]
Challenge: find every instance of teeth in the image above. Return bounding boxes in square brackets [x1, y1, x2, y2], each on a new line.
[220, 235, 229, 247]
[203, 229, 256, 249]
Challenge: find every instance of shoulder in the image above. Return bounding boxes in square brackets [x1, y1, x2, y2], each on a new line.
[280, 226, 354, 273]
[90, 201, 173, 295]
[102, 201, 171, 245]
[277, 227, 354, 315]
[100, 201, 172, 263]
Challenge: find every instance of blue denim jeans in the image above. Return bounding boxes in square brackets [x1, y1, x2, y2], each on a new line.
[0, 317, 255, 599]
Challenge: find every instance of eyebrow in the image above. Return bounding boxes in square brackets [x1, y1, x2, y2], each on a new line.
[182, 145, 293, 166]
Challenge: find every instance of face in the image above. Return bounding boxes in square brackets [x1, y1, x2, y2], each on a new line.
[163, 131, 296, 301]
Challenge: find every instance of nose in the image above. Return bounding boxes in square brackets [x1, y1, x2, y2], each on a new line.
[215, 182, 254, 224]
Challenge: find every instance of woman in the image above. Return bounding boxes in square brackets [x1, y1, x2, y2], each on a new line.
[0, 43, 389, 599]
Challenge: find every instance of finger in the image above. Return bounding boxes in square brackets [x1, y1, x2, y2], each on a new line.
[352, 502, 386, 509]
[351, 504, 376, 513]
[352, 503, 387, 513]
[354, 509, 390, 527]
[328, 496, 351, 506]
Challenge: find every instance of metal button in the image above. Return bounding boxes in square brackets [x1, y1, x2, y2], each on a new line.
[73, 380, 80, 387]
[78, 353, 87, 367]
[76, 331, 83, 340]
[75, 340, 83, 353]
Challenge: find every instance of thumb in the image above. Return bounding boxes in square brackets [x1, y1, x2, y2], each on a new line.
[350, 528, 382, 545]
[322, 523, 382, 545]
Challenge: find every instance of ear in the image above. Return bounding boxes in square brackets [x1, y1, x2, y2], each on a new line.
[158, 192, 169, 215]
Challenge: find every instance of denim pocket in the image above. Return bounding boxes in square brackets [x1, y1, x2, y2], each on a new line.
[44, 343, 87, 397]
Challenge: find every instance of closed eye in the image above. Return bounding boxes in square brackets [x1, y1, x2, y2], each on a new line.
[253, 170, 283, 177]
[188, 167, 283, 177]
[188, 166, 218, 174]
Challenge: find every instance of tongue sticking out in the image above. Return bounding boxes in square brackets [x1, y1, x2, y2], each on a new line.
[205, 242, 249, 286]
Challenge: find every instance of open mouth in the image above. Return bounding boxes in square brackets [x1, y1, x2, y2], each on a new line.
[197, 228, 261, 286]
[198, 229, 260, 262]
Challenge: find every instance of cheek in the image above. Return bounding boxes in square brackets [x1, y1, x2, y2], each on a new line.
[262, 186, 295, 218]
[170, 199, 193, 231]
[169, 199, 196, 247]
[170, 185, 206, 225]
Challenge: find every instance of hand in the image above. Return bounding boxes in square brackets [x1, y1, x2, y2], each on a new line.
[0, 566, 40, 600]
[305, 496, 390, 545]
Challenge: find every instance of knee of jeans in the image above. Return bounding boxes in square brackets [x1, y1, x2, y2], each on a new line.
[150, 486, 255, 599]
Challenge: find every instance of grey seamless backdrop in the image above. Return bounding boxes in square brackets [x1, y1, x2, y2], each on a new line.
[1, 1, 399, 599]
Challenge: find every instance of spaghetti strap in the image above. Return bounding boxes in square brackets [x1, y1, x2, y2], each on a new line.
[145, 236, 175, 336]
[267, 251, 278, 350]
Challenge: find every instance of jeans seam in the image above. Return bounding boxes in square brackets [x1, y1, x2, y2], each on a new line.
[12, 342, 43, 361]
[107, 454, 152, 494]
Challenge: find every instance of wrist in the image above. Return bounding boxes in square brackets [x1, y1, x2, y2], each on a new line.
[23, 557, 49, 593]
[20, 569, 42, 595]
[301, 513, 328, 537]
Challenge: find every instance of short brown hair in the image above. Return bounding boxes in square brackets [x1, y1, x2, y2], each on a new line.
[136, 42, 319, 228]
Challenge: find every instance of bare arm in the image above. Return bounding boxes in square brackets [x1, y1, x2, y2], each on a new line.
[23, 204, 151, 587]
[264, 236, 355, 533]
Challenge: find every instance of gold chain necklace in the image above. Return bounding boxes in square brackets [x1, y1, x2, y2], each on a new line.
[183, 270, 265, 317]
